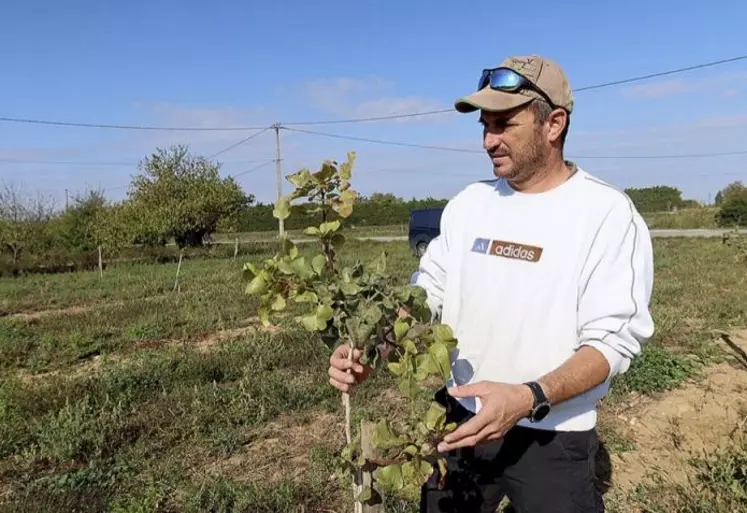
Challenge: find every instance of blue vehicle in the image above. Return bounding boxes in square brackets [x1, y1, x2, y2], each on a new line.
[408, 207, 444, 257]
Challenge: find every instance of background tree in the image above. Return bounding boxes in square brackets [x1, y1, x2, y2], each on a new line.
[54, 188, 108, 252]
[128, 144, 254, 248]
[0, 182, 56, 263]
[715, 181, 747, 227]
[624, 185, 684, 212]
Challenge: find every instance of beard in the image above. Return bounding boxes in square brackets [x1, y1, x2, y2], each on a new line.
[491, 130, 549, 183]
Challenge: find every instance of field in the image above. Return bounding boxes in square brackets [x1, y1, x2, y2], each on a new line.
[0, 237, 746, 512]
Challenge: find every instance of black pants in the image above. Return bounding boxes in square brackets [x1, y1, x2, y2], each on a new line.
[420, 388, 604, 513]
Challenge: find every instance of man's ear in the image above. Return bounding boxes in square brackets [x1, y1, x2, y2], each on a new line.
[547, 109, 568, 144]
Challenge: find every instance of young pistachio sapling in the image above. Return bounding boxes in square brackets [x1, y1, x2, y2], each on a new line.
[243, 153, 460, 507]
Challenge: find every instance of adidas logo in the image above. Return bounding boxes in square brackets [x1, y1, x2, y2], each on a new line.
[472, 237, 543, 263]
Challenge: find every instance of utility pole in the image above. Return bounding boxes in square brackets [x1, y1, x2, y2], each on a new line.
[273, 123, 285, 237]
[65, 188, 69, 210]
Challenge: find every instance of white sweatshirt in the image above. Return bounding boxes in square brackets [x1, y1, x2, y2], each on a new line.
[411, 165, 655, 432]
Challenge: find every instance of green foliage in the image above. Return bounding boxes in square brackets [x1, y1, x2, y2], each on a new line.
[243, 153, 459, 505]
[610, 345, 697, 397]
[715, 182, 747, 227]
[129, 144, 254, 248]
[625, 185, 684, 213]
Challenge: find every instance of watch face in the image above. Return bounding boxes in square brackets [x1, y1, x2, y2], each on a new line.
[532, 403, 551, 422]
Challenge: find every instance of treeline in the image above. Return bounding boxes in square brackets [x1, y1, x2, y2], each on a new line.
[625, 182, 747, 227]
[235, 192, 447, 232]
[0, 142, 745, 277]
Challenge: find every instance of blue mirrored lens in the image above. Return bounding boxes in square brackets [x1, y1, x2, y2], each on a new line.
[489, 68, 523, 89]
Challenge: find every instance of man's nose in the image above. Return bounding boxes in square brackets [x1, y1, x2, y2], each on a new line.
[483, 131, 502, 151]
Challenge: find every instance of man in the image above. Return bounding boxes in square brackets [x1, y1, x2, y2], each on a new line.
[328, 54, 654, 512]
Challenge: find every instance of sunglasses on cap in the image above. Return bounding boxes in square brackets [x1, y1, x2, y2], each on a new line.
[478, 67, 556, 108]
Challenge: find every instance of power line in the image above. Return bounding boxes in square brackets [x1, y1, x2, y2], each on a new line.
[230, 160, 275, 179]
[206, 127, 272, 159]
[0, 156, 275, 167]
[574, 54, 747, 92]
[0, 117, 270, 131]
[1, 54, 745, 131]
[282, 126, 482, 153]
[284, 126, 747, 160]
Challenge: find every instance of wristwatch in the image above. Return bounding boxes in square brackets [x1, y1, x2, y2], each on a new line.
[524, 381, 551, 422]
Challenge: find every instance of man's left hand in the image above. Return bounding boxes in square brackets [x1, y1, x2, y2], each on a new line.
[437, 381, 534, 453]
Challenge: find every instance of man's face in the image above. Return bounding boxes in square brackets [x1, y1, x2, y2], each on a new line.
[480, 103, 548, 182]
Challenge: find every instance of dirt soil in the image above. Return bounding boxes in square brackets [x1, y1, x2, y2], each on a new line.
[604, 330, 747, 494]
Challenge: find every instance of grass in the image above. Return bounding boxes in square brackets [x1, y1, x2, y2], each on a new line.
[0, 237, 745, 512]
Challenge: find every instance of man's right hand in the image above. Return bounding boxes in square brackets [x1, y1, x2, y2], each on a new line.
[328, 344, 372, 393]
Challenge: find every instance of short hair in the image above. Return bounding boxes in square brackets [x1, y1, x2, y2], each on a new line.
[530, 100, 570, 147]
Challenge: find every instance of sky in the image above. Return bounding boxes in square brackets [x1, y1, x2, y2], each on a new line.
[1, 0, 746, 209]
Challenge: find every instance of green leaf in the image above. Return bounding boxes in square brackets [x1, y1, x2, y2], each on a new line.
[432, 324, 457, 350]
[313, 161, 336, 184]
[242, 262, 258, 279]
[258, 307, 270, 327]
[277, 260, 295, 275]
[402, 459, 433, 486]
[372, 420, 407, 450]
[340, 281, 360, 296]
[316, 304, 334, 324]
[362, 304, 382, 327]
[292, 257, 313, 279]
[403, 445, 419, 457]
[387, 361, 404, 376]
[304, 226, 321, 236]
[340, 152, 355, 180]
[293, 291, 318, 303]
[271, 294, 286, 311]
[373, 464, 404, 492]
[320, 220, 341, 235]
[301, 314, 322, 332]
[288, 244, 299, 260]
[424, 402, 447, 431]
[287, 169, 313, 188]
[403, 340, 418, 354]
[394, 319, 409, 342]
[428, 341, 452, 381]
[245, 275, 267, 295]
[273, 196, 291, 220]
[312, 255, 327, 275]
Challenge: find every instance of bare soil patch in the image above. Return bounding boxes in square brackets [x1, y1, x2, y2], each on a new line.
[604, 330, 747, 494]
[199, 410, 343, 484]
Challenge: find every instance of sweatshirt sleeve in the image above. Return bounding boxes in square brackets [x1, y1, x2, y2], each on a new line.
[410, 202, 454, 321]
[577, 200, 655, 380]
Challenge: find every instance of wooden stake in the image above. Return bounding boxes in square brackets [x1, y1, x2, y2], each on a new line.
[233, 237, 239, 260]
[98, 246, 103, 280]
[173, 250, 183, 293]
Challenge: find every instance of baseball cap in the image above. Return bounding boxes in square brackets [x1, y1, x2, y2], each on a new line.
[454, 55, 574, 114]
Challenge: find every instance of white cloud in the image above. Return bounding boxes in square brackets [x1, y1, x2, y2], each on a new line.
[300, 76, 451, 123]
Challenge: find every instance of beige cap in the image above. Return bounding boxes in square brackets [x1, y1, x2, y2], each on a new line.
[455, 55, 574, 114]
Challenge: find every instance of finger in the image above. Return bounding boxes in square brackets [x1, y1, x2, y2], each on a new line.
[441, 413, 490, 445]
[438, 425, 494, 452]
[446, 381, 487, 399]
[330, 356, 364, 374]
[329, 367, 358, 385]
[329, 377, 351, 393]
